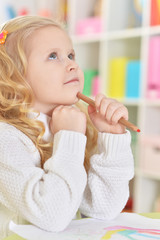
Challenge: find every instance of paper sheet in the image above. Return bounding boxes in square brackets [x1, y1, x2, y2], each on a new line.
[9, 212, 160, 240]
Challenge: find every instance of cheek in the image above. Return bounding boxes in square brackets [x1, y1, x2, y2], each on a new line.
[26, 67, 48, 98]
[78, 69, 84, 87]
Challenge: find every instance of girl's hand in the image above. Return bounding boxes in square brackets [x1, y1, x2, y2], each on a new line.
[88, 94, 128, 134]
[50, 105, 87, 135]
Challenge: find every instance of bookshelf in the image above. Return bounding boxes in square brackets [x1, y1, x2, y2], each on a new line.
[1, 0, 160, 213]
[68, 0, 160, 213]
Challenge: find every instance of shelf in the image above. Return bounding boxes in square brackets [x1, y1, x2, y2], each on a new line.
[116, 98, 141, 106]
[71, 28, 142, 44]
[135, 169, 160, 181]
[122, 99, 160, 106]
[144, 99, 160, 106]
[148, 25, 160, 35]
[72, 26, 160, 44]
[53, 0, 160, 215]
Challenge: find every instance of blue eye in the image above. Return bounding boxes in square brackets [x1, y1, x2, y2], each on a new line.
[49, 52, 57, 60]
[68, 53, 75, 60]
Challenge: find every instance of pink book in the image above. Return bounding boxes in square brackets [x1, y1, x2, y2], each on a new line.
[92, 75, 100, 96]
[147, 37, 160, 99]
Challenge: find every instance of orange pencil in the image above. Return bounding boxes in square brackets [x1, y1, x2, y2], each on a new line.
[77, 92, 140, 133]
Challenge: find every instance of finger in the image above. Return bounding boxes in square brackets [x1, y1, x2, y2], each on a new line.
[99, 98, 115, 117]
[105, 102, 124, 123]
[52, 105, 64, 113]
[63, 105, 73, 108]
[111, 106, 128, 125]
[95, 93, 106, 111]
[88, 105, 97, 115]
[52, 105, 72, 115]
[71, 105, 81, 111]
[61, 105, 76, 111]
[87, 105, 98, 124]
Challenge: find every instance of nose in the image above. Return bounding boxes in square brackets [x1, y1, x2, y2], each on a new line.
[66, 60, 78, 72]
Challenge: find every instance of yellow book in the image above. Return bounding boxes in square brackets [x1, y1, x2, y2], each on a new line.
[107, 57, 128, 98]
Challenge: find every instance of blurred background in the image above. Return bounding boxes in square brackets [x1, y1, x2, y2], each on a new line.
[0, 0, 160, 214]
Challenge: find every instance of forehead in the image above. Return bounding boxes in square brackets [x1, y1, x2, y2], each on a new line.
[25, 26, 72, 56]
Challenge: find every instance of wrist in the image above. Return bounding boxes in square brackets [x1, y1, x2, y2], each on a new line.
[98, 125, 126, 134]
[97, 130, 132, 157]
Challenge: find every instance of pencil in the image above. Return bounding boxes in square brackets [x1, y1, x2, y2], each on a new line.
[77, 92, 140, 132]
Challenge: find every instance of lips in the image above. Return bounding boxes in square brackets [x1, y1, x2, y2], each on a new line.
[64, 78, 79, 84]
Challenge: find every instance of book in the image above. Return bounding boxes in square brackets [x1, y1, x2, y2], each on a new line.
[150, 0, 160, 26]
[107, 58, 128, 99]
[83, 69, 98, 96]
[9, 212, 160, 240]
[126, 61, 141, 98]
[147, 36, 160, 99]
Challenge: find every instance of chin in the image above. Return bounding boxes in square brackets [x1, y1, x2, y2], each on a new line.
[65, 89, 82, 104]
[73, 97, 79, 104]
[65, 96, 79, 105]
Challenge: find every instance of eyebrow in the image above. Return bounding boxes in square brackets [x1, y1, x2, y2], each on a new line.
[46, 48, 75, 54]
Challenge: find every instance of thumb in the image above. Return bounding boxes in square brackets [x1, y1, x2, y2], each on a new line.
[88, 105, 96, 115]
[88, 105, 98, 123]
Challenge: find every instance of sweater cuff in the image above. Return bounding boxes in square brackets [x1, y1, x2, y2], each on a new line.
[97, 130, 132, 156]
[52, 130, 87, 162]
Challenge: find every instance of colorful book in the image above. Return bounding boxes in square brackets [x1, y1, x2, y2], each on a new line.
[107, 58, 128, 98]
[83, 69, 98, 96]
[150, 0, 160, 26]
[126, 61, 141, 98]
[147, 36, 160, 98]
[92, 75, 100, 96]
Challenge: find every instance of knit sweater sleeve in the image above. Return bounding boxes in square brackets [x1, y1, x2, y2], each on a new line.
[79, 130, 134, 220]
[0, 125, 87, 232]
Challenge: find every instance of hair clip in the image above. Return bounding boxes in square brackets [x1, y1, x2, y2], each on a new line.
[0, 30, 8, 44]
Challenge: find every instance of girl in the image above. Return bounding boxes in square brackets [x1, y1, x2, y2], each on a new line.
[0, 15, 134, 239]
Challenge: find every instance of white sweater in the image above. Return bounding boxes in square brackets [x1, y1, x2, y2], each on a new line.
[0, 112, 134, 239]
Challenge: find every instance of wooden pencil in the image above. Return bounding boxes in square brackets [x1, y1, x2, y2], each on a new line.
[77, 92, 140, 132]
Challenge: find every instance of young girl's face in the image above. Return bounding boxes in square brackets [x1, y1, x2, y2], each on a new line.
[25, 26, 84, 115]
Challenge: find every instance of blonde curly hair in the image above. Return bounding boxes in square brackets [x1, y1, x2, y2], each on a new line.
[0, 15, 97, 172]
